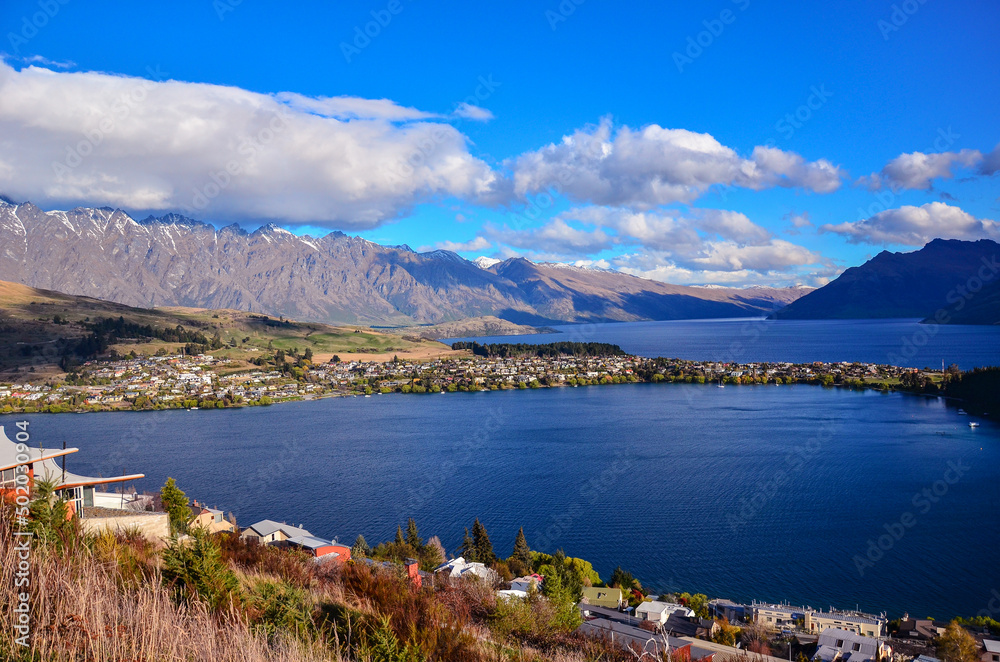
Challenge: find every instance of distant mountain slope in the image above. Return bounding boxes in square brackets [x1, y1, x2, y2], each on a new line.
[487, 258, 810, 324]
[0, 199, 808, 325]
[932, 277, 1000, 325]
[770, 239, 1000, 323]
[382, 316, 550, 339]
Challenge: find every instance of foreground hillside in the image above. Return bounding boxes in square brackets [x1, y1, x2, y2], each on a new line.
[0, 199, 807, 325]
[0, 280, 450, 379]
[0, 502, 632, 662]
[771, 239, 1000, 324]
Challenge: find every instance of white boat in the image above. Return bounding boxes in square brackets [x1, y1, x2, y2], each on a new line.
[969, 422, 980, 428]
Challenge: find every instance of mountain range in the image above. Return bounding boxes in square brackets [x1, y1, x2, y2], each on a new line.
[0, 199, 809, 326]
[770, 238, 1000, 324]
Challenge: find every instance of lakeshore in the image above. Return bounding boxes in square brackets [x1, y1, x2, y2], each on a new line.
[1, 344, 994, 416]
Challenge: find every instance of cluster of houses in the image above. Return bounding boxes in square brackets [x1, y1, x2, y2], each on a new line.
[575, 595, 1000, 662]
[0, 344, 931, 412]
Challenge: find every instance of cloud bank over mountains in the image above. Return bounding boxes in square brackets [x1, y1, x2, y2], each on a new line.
[0, 59, 996, 288]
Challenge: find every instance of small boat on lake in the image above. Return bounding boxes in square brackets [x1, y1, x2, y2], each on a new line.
[969, 422, 980, 428]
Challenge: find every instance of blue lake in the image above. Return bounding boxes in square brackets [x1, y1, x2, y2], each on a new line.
[444, 317, 1000, 370]
[5, 378, 998, 619]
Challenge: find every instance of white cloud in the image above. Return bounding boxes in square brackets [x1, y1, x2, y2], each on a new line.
[485, 217, 616, 255]
[862, 149, 983, 191]
[452, 103, 494, 122]
[484, 205, 825, 279]
[273, 92, 438, 121]
[610, 251, 829, 287]
[821, 202, 999, 246]
[0, 60, 500, 228]
[20, 55, 75, 69]
[681, 239, 821, 272]
[433, 236, 492, 252]
[506, 117, 844, 208]
[784, 211, 813, 234]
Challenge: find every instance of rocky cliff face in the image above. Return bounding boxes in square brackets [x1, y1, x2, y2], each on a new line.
[0, 199, 807, 325]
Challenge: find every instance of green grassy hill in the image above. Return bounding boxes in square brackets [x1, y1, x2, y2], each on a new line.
[0, 280, 451, 381]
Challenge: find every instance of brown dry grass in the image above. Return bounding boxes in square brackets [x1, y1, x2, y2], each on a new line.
[0, 514, 332, 662]
[0, 507, 633, 662]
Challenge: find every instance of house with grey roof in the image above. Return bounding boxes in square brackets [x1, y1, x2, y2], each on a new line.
[812, 628, 890, 662]
[241, 519, 312, 544]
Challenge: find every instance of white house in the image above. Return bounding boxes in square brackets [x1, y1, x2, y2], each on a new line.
[635, 601, 695, 625]
[433, 557, 500, 584]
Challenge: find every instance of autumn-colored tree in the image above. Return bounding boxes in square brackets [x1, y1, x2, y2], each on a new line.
[713, 618, 741, 647]
[937, 621, 979, 662]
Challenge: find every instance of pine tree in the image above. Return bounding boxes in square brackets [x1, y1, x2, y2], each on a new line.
[460, 527, 476, 561]
[512, 527, 531, 567]
[406, 518, 422, 549]
[160, 477, 191, 536]
[471, 518, 496, 564]
[352, 534, 371, 558]
[394, 525, 405, 546]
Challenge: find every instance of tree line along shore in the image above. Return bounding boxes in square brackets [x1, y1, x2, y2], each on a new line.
[1, 337, 998, 416]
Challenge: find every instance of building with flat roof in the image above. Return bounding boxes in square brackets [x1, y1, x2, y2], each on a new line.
[751, 602, 806, 630]
[0, 425, 144, 516]
[805, 610, 886, 638]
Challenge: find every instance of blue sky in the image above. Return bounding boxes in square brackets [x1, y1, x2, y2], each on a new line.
[1, 0, 998, 286]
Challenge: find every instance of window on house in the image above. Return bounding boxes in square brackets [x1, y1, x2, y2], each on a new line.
[836, 640, 844, 648]
[853, 644, 861, 651]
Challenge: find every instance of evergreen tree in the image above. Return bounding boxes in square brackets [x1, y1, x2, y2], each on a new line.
[394, 524, 405, 546]
[471, 518, 496, 564]
[460, 527, 476, 561]
[511, 527, 531, 567]
[405, 518, 422, 549]
[352, 534, 371, 558]
[610, 565, 636, 591]
[160, 477, 191, 536]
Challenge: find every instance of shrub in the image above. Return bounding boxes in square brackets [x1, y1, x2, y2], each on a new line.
[161, 528, 240, 612]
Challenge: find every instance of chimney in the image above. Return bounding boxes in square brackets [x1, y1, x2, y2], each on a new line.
[404, 557, 422, 589]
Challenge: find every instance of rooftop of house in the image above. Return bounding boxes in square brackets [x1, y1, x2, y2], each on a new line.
[637, 601, 693, 616]
[246, 519, 312, 539]
[286, 534, 337, 550]
[816, 627, 881, 657]
[0, 425, 144, 488]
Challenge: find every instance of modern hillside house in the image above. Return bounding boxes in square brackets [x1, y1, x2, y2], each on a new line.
[0, 425, 144, 515]
[240, 519, 313, 544]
